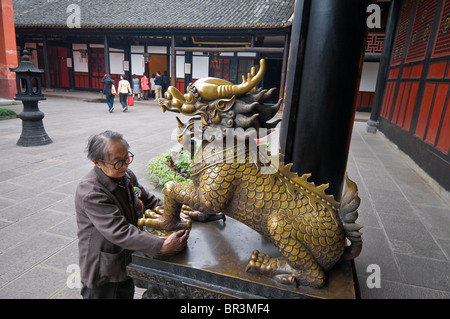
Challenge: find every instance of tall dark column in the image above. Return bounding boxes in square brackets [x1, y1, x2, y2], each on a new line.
[104, 34, 110, 75]
[278, 32, 290, 101]
[125, 44, 131, 81]
[42, 34, 51, 89]
[279, 0, 369, 199]
[170, 35, 176, 87]
[279, 0, 311, 156]
[184, 51, 192, 92]
[67, 45, 75, 90]
[367, 0, 402, 133]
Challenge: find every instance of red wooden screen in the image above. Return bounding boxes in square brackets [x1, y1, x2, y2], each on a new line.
[175, 78, 185, 94]
[405, 0, 437, 63]
[381, 0, 450, 154]
[391, 1, 415, 66]
[355, 92, 374, 110]
[415, 60, 450, 153]
[74, 72, 89, 89]
[432, 0, 450, 58]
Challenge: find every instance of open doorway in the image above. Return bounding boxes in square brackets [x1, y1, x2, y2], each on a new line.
[148, 55, 167, 77]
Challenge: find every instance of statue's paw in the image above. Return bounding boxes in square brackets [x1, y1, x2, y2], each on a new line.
[181, 205, 226, 223]
[245, 251, 298, 287]
[245, 250, 274, 273]
[138, 207, 192, 233]
[245, 250, 324, 288]
[142, 206, 164, 219]
[273, 274, 298, 287]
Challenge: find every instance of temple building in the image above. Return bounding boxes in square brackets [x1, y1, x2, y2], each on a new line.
[3, 0, 449, 190]
[11, 0, 295, 102]
[9, 0, 385, 103]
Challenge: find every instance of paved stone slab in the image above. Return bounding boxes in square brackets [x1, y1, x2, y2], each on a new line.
[0, 265, 70, 299]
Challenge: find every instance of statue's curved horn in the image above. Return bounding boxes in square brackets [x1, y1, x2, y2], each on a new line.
[217, 59, 266, 98]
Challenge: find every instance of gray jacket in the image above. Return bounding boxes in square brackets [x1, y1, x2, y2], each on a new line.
[75, 166, 164, 288]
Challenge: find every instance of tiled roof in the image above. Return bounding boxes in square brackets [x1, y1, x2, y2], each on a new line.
[13, 0, 294, 29]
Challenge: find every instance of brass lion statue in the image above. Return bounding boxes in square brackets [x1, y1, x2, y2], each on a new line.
[139, 59, 362, 288]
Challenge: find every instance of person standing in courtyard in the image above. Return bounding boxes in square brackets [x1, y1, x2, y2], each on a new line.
[150, 73, 156, 99]
[102, 74, 116, 113]
[75, 130, 189, 299]
[154, 71, 163, 99]
[141, 73, 150, 100]
[162, 70, 169, 95]
[117, 74, 132, 111]
[131, 74, 141, 101]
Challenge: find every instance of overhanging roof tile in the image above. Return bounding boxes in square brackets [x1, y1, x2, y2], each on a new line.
[13, 0, 294, 29]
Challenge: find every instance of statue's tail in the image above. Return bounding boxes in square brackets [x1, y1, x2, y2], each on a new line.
[339, 173, 363, 260]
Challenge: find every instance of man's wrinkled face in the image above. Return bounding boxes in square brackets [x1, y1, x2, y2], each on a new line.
[94, 140, 130, 178]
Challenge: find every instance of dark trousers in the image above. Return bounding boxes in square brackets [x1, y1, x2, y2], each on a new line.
[80, 277, 135, 299]
[106, 94, 115, 110]
[119, 93, 128, 108]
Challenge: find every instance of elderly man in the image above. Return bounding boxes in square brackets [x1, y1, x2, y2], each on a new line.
[75, 130, 189, 299]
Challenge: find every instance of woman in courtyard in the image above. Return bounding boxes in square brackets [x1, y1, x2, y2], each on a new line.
[75, 130, 189, 299]
[101, 74, 115, 113]
[117, 74, 132, 111]
[141, 73, 150, 100]
[150, 73, 156, 99]
[131, 74, 141, 101]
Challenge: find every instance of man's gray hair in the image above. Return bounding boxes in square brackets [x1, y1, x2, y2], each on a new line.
[85, 131, 129, 161]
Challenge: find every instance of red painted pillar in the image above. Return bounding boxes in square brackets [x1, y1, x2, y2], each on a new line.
[0, 0, 18, 99]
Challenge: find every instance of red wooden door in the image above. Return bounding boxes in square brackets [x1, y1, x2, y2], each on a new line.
[48, 46, 70, 88]
[89, 49, 105, 90]
[211, 58, 230, 81]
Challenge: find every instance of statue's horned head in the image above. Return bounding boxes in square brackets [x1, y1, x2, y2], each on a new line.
[159, 59, 282, 134]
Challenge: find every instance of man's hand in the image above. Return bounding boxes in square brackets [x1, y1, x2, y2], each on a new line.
[160, 229, 190, 253]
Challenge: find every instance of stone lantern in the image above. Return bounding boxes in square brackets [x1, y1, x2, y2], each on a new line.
[10, 48, 52, 146]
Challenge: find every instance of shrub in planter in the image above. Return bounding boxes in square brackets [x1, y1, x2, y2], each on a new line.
[147, 147, 194, 186]
[0, 108, 17, 118]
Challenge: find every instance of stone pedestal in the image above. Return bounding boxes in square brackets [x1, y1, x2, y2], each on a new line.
[128, 216, 358, 299]
[16, 100, 52, 146]
[10, 49, 52, 147]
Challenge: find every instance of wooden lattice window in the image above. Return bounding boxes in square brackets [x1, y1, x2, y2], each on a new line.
[366, 33, 385, 54]
[432, 0, 450, 58]
[391, 1, 415, 65]
[405, 0, 438, 63]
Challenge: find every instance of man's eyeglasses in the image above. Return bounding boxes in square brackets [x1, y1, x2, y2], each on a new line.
[99, 152, 134, 170]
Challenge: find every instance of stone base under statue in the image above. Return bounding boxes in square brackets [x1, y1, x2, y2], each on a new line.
[127, 216, 358, 299]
